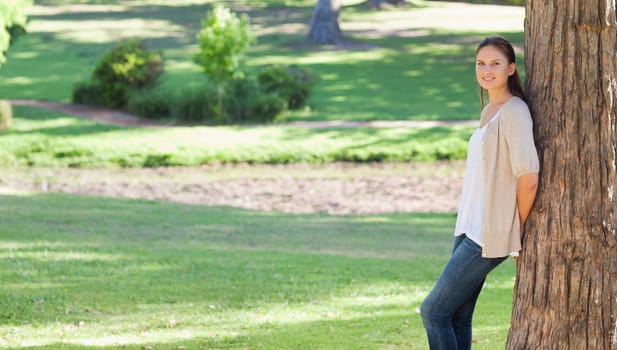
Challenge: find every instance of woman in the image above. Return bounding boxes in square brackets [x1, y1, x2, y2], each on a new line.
[420, 36, 540, 350]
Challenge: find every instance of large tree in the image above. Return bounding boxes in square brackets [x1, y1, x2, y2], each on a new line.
[507, 0, 617, 349]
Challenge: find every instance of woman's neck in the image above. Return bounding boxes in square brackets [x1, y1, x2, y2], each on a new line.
[487, 89, 513, 106]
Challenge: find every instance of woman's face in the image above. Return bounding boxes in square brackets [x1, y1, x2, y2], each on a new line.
[475, 45, 516, 92]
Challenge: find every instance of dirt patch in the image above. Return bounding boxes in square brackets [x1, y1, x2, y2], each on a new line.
[0, 162, 464, 214]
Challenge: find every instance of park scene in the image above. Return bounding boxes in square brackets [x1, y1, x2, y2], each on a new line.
[2, 0, 616, 349]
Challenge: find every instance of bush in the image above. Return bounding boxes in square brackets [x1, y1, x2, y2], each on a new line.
[257, 65, 317, 110]
[172, 85, 219, 124]
[223, 77, 288, 123]
[127, 89, 172, 120]
[72, 80, 104, 106]
[0, 100, 12, 130]
[224, 77, 259, 123]
[249, 94, 287, 123]
[92, 38, 163, 109]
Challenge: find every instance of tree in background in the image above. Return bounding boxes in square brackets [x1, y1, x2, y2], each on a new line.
[507, 0, 617, 349]
[0, 0, 31, 69]
[307, 0, 342, 44]
[194, 4, 255, 123]
[368, 0, 407, 9]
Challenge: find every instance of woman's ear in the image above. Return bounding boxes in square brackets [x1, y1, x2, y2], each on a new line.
[509, 63, 516, 76]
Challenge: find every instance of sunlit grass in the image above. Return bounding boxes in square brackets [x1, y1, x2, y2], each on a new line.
[0, 192, 515, 349]
[0, 106, 474, 167]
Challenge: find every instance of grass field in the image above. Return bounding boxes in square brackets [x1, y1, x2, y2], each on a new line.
[0, 0, 524, 122]
[0, 192, 516, 349]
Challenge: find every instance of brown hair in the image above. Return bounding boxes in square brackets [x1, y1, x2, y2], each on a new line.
[476, 36, 527, 108]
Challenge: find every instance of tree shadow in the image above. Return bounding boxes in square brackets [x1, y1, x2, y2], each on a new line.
[0, 192, 515, 348]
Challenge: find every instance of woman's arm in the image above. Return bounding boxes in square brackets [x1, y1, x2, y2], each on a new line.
[517, 172, 539, 227]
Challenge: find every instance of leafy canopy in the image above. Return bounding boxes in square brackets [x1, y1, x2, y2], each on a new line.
[193, 4, 256, 84]
[0, 0, 32, 68]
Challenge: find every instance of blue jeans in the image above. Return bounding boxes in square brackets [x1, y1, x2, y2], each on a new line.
[420, 235, 507, 350]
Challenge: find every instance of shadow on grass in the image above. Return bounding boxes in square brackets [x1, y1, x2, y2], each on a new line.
[0, 192, 515, 348]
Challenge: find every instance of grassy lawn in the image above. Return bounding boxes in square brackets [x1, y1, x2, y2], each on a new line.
[0, 106, 474, 167]
[0, 191, 515, 349]
[0, 0, 524, 122]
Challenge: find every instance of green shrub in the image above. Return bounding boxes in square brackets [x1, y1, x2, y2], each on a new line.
[224, 77, 259, 123]
[257, 65, 317, 110]
[172, 85, 219, 124]
[92, 38, 163, 109]
[249, 94, 287, 123]
[143, 154, 174, 167]
[127, 89, 172, 120]
[222, 77, 288, 123]
[0, 100, 12, 130]
[72, 80, 103, 106]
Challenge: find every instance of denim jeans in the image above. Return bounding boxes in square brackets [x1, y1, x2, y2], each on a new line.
[420, 235, 507, 350]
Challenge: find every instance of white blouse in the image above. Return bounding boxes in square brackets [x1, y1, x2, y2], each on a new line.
[454, 110, 503, 248]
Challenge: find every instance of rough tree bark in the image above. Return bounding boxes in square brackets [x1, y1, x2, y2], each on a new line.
[507, 1, 617, 349]
[307, 0, 342, 44]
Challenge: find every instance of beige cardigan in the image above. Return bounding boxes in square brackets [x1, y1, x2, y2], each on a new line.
[479, 96, 540, 258]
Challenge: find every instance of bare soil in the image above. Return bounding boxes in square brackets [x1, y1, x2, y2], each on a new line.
[1, 162, 464, 215]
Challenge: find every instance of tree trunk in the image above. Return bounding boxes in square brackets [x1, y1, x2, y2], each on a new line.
[369, 0, 407, 9]
[307, 0, 342, 45]
[507, 1, 617, 349]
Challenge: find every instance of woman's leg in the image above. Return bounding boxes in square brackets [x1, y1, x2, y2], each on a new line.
[420, 236, 506, 350]
[451, 280, 484, 349]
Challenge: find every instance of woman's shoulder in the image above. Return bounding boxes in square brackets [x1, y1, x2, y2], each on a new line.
[501, 96, 531, 120]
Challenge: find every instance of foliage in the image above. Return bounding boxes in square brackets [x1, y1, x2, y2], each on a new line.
[171, 85, 220, 123]
[224, 77, 286, 123]
[194, 4, 256, 83]
[249, 93, 287, 122]
[0, 0, 32, 68]
[0, 99, 11, 130]
[127, 88, 172, 120]
[90, 38, 164, 109]
[71, 80, 104, 106]
[194, 4, 256, 120]
[258, 65, 318, 110]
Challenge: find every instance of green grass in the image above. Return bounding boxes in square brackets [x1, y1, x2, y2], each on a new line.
[0, 106, 474, 167]
[0, 191, 516, 349]
[0, 0, 525, 122]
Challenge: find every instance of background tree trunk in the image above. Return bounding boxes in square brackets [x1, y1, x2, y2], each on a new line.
[507, 1, 617, 349]
[369, 0, 407, 9]
[307, 0, 342, 44]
